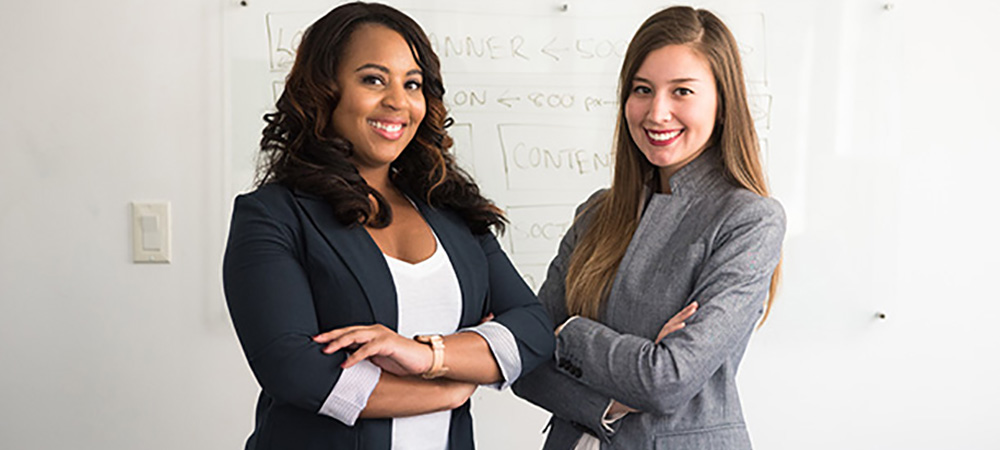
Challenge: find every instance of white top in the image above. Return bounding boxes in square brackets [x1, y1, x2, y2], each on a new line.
[318, 229, 523, 449]
[386, 234, 462, 450]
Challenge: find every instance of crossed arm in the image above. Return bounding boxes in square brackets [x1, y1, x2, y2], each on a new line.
[224, 193, 553, 424]
[513, 195, 785, 439]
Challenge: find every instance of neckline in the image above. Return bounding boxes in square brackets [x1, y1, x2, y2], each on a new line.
[383, 241, 441, 267]
[381, 230, 444, 270]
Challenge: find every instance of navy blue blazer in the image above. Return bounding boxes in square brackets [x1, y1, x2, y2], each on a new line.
[223, 183, 555, 450]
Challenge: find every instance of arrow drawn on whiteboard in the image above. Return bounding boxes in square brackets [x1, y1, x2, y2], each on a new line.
[497, 90, 521, 108]
[541, 37, 569, 61]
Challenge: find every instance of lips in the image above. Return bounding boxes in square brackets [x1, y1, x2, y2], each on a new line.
[645, 128, 682, 146]
[367, 119, 406, 140]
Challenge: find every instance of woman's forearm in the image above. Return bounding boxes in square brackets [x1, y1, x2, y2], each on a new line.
[314, 325, 505, 385]
[437, 331, 503, 384]
[360, 372, 475, 418]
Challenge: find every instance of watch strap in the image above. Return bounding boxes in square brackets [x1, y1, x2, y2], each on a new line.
[414, 334, 448, 379]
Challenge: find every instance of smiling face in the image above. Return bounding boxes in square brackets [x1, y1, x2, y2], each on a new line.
[625, 44, 718, 188]
[332, 24, 426, 179]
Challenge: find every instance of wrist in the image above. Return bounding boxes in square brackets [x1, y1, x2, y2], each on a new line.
[414, 334, 448, 379]
[555, 316, 579, 336]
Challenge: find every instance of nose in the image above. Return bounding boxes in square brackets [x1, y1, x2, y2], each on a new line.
[381, 82, 407, 110]
[648, 92, 673, 124]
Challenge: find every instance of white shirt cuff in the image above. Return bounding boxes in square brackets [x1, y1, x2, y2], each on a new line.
[600, 400, 629, 432]
[459, 321, 521, 390]
[318, 358, 381, 426]
[555, 315, 580, 336]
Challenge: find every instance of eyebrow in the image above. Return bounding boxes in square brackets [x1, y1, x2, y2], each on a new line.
[355, 63, 422, 77]
[633, 76, 702, 84]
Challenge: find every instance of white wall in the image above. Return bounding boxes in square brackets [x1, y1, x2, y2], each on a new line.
[1, 1, 999, 449]
[0, 1, 255, 448]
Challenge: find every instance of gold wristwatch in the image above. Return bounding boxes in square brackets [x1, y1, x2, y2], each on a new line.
[414, 334, 448, 379]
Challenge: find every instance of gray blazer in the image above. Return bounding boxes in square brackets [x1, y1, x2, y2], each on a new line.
[513, 150, 785, 450]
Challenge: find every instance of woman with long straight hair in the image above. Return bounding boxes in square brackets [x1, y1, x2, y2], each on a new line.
[513, 6, 785, 449]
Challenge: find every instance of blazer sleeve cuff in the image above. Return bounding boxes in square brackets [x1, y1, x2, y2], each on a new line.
[460, 321, 522, 390]
[318, 358, 381, 426]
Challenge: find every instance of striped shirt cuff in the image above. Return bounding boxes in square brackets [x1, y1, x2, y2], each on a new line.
[460, 321, 521, 390]
[318, 358, 381, 426]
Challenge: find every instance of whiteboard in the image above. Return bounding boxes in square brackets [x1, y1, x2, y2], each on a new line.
[224, 1, 902, 448]
[222, 0, 812, 267]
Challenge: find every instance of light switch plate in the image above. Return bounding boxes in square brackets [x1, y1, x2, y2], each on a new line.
[132, 202, 171, 263]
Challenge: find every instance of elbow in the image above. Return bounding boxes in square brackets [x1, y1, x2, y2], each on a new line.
[443, 383, 473, 411]
[539, 331, 556, 363]
[630, 361, 703, 416]
[641, 390, 686, 416]
[245, 340, 343, 412]
[520, 332, 556, 376]
[635, 378, 706, 416]
[448, 391, 471, 411]
[249, 361, 323, 410]
[533, 308, 557, 361]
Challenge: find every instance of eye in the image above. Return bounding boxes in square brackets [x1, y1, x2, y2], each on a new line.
[405, 79, 423, 91]
[674, 87, 694, 96]
[631, 84, 652, 96]
[361, 74, 385, 86]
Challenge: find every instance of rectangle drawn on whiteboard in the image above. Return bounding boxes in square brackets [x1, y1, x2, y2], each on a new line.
[498, 124, 612, 192]
[723, 13, 767, 85]
[515, 263, 549, 293]
[749, 94, 773, 130]
[506, 204, 576, 257]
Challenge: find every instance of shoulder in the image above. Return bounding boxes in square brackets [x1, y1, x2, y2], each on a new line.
[576, 188, 608, 215]
[724, 188, 785, 227]
[707, 186, 786, 249]
[571, 188, 609, 226]
[236, 183, 294, 207]
[718, 188, 785, 226]
[230, 183, 302, 226]
[567, 188, 609, 236]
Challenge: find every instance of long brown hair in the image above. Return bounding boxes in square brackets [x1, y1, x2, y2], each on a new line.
[257, 2, 504, 234]
[564, 6, 781, 323]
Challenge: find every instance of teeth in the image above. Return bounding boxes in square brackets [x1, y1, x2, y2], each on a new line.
[648, 129, 680, 141]
[368, 120, 402, 133]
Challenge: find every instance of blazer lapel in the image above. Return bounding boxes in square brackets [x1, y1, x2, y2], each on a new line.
[293, 191, 398, 331]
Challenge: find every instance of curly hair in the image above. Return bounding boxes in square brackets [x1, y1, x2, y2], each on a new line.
[256, 1, 505, 234]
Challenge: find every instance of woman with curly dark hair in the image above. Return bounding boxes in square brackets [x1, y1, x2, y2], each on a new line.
[222, 3, 554, 449]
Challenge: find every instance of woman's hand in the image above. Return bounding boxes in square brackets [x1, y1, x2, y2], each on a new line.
[655, 301, 698, 343]
[313, 324, 433, 377]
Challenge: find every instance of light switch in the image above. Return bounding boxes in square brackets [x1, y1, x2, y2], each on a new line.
[132, 202, 171, 263]
[140, 215, 161, 250]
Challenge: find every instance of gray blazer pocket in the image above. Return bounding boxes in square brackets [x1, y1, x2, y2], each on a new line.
[654, 424, 751, 450]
